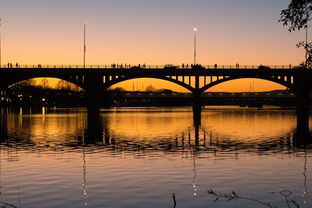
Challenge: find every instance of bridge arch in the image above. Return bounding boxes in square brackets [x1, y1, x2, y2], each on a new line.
[3, 76, 86, 91]
[199, 76, 295, 93]
[103, 75, 195, 93]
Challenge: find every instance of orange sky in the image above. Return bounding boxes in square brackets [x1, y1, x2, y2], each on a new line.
[1, 0, 307, 92]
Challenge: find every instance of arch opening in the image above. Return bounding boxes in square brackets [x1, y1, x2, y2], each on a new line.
[107, 77, 193, 93]
[9, 78, 84, 91]
[203, 78, 291, 93]
[201, 78, 295, 108]
[7, 78, 86, 108]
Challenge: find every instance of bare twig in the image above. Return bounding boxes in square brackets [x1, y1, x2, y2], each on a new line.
[172, 193, 176, 208]
[0, 201, 18, 208]
[207, 188, 301, 208]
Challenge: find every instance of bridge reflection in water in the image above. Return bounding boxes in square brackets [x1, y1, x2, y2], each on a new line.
[0, 107, 311, 152]
[65, 108, 311, 154]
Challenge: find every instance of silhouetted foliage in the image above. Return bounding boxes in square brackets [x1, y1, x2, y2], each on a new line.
[297, 41, 312, 67]
[10, 79, 36, 90]
[145, 85, 156, 92]
[280, 0, 312, 68]
[280, 0, 312, 31]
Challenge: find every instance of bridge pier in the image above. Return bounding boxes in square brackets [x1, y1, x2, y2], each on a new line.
[295, 73, 310, 137]
[0, 108, 8, 139]
[296, 92, 310, 137]
[85, 75, 102, 114]
[192, 90, 202, 126]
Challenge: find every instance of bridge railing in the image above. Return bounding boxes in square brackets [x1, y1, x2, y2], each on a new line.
[0, 64, 297, 70]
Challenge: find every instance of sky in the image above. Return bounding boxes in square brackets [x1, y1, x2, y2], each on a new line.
[0, 0, 308, 92]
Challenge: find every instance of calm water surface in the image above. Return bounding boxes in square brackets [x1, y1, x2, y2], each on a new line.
[0, 107, 311, 208]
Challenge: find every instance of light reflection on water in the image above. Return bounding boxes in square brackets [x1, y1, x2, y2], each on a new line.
[0, 107, 311, 208]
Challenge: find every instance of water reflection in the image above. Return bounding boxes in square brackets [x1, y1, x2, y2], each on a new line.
[0, 107, 311, 208]
[0, 107, 311, 154]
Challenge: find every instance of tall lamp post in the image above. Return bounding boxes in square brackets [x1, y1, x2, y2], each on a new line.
[193, 27, 197, 66]
[0, 18, 2, 68]
[305, 24, 308, 65]
[83, 21, 87, 68]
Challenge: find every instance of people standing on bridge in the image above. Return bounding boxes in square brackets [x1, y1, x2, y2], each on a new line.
[16, 62, 19, 68]
[214, 64, 218, 69]
[182, 63, 185, 68]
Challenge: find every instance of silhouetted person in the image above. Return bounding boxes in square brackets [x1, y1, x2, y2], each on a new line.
[10, 63, 13, 68]
[214, 64, 217, 69]
[7, 63, 9, 68]
[16, 62, 19, 68]
[186, 64, 189, 68]
[182, 63, 185, 68]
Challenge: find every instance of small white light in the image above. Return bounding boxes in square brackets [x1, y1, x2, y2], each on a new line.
[193, 28, 197, 32]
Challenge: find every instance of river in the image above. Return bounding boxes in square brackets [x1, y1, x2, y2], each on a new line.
[0, 106, 311, 208]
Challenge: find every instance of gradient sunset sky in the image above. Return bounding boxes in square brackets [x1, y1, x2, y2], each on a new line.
[0, 0, 308, 92]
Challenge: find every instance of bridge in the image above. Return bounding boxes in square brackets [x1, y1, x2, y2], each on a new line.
[0, 64, 311, 135]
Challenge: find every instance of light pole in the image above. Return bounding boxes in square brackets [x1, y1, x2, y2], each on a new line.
[193, 27, 197, 66]
[0, 18, 2, 68]
[83, 21, 87, 68]
[305, 24, 308, 65]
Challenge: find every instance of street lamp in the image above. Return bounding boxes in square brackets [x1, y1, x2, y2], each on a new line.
[193, 27, 197, 66]
[305, 24, 308, 65]
[83, 21, 87, 68]
[0, 18, 2, 68]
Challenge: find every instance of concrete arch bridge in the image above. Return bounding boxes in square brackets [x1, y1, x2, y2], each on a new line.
[0, 65, 311, 134]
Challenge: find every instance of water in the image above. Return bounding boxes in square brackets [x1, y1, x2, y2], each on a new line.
[0, 106, 311, 208]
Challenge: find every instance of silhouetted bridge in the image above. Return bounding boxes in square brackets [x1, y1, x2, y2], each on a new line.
[0, 64, 311, 134]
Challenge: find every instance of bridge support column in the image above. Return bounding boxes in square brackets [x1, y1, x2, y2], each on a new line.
[296, 93, 310, 137]
[295, 74, 310, 137]
[192, 90, 202, 126]
[0, 107, 8, 139]
[85, 75, 102, 114]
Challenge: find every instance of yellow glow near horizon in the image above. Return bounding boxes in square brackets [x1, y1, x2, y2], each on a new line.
[13, 77, 287, 93]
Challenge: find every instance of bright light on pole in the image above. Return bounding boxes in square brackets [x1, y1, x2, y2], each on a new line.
[83, 21, 87, 68]
[193, 27, 197, 66]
